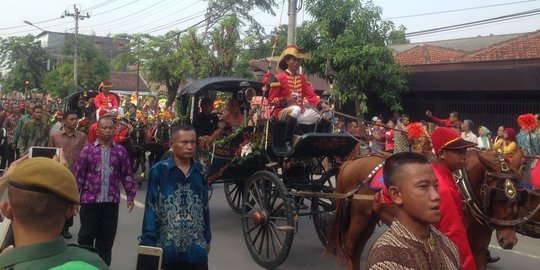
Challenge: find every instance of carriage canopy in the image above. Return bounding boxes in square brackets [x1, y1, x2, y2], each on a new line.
[177, 77, 265, 97]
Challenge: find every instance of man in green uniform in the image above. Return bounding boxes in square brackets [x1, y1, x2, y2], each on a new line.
[17, 106, 50, 154]
[12, 102, 34, 153]
[0, 156, 108, 269]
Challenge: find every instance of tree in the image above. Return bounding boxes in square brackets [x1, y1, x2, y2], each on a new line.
[207, 16, 241, 76]
[298, 0, 408, 114]
[0, 35, 47, 92]
[110, 0, 279, 106]
[42, 37, 110, 97]
[203, 0, 278, 35]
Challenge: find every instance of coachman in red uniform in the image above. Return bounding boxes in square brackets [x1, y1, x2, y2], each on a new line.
[268, 45, 330, 149]
[94, 80, 119, 119]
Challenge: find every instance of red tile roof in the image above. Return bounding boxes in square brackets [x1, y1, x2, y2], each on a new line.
[461, 30, 540, 62]
[394, 44, 466, 65]
[394, 31, 540, 65]
[110, 71, 149, 92]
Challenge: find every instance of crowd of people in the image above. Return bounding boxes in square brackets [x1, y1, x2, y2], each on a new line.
[333, 109, 539, 161]
[0, 81, 209, 270]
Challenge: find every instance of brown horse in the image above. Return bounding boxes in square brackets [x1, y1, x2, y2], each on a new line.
[326, 149, 523, 270]
[518, 188, 540, 237]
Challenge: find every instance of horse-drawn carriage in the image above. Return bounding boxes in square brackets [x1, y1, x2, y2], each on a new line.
[177, 77, 358, 268]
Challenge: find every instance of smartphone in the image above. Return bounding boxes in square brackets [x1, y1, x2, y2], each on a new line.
[28, 146, 59, 159]
[136, 246, 163, 270]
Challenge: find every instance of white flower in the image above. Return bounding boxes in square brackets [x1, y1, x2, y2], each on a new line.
[241, 143, 253, 157]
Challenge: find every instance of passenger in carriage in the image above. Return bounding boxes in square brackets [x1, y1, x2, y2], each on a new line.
[268, 45, 331, 150]
[194, 98, 219, 137]
[220, 99, 244, 129]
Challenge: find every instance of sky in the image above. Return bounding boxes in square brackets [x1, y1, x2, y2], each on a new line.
[1, 0, 540, 43]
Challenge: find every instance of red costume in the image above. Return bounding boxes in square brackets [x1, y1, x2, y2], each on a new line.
[268, 70, 320, 118]
[94, 92, 118, 110]
[88, 122, 98, 143]
[432, 163, 477, 270]
[94, 79, 118, 110]
[88, 121, 128, 144]
[430, 115, 462, 129]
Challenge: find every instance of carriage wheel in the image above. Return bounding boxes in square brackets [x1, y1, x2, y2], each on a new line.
[224, 181, 244, 214]
[311, 172, 337, 247]
[242, 170, 294, 269]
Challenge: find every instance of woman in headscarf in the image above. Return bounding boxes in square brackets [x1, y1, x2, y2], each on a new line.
[492, 127, 517, 155]
[477, 126, 491, 150]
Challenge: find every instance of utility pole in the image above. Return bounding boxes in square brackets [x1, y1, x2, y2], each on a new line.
[62, 5, 90, 92]
[287, 0, 297, 45]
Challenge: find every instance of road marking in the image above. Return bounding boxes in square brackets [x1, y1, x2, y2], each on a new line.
[489, 244, 540, 260]
[120, 193, 145, 208]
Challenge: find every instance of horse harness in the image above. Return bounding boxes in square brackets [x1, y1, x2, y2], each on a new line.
[453, 154, 525, 229]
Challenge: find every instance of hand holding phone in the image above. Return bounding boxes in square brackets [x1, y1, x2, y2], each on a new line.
[28, 147, 60, 159]
[136, 246, 163, 270]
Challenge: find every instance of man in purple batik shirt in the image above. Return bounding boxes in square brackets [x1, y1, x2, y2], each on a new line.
[74, 116, 137, 266]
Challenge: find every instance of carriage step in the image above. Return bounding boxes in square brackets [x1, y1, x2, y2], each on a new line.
[276, 226, 295, 232]
[265, 162, 279, 168]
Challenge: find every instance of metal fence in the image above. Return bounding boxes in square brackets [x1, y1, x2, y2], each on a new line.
[367, 91, 540, 131]
[405, 93, 540, 131]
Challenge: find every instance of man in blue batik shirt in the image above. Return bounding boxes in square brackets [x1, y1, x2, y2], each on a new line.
[139, 125, 211, 270]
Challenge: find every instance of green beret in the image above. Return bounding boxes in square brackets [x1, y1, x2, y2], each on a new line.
[9, 157, 79, 203]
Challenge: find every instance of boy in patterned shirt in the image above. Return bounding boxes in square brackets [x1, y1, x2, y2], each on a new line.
[366, 152, 461, 270]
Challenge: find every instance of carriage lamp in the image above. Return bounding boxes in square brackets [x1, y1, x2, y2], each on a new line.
[237, 88, 257, 103]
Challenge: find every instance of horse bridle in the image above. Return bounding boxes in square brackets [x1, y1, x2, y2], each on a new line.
[454, 154, 525, 229]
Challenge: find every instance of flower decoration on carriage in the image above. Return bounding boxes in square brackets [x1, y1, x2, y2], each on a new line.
[136, 110, 144, 121]
[517, 113, 538, 132]
[407, 122, 424, 140]
[163, 111, 174, 120]
[213, 98, 227, 113]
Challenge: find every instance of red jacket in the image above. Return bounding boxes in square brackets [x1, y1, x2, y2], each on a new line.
[94, 92, 118, 110]
[88, 123, 98, 143]
[432, 162, 477, 270]
[268, 70, 320, 118]
[430, 115, 462, 129]
[88, 122, 127, 144]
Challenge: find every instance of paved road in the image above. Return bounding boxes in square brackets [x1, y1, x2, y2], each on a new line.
[61, 177, 540, 270]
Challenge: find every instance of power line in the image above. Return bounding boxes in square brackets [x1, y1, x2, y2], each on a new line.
[409, 14, 539, 40]
[92, 0, 141, 17]
[1, 0, 141, 36]
[406, 8, 540, 37]
[122, 0, 204, 33]
[81, 0, 118, 12]
[143, 10, 207, 34]
[84, 0, 179, 30]
[385, 0, 540, 20]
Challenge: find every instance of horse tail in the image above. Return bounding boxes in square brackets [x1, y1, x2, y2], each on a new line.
[325, 159, 355, 264]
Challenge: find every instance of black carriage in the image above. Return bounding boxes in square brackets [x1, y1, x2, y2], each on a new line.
[178, 77, 359, 269]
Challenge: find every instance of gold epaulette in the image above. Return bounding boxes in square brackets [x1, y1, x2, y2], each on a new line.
[270, 82, 281, 87]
